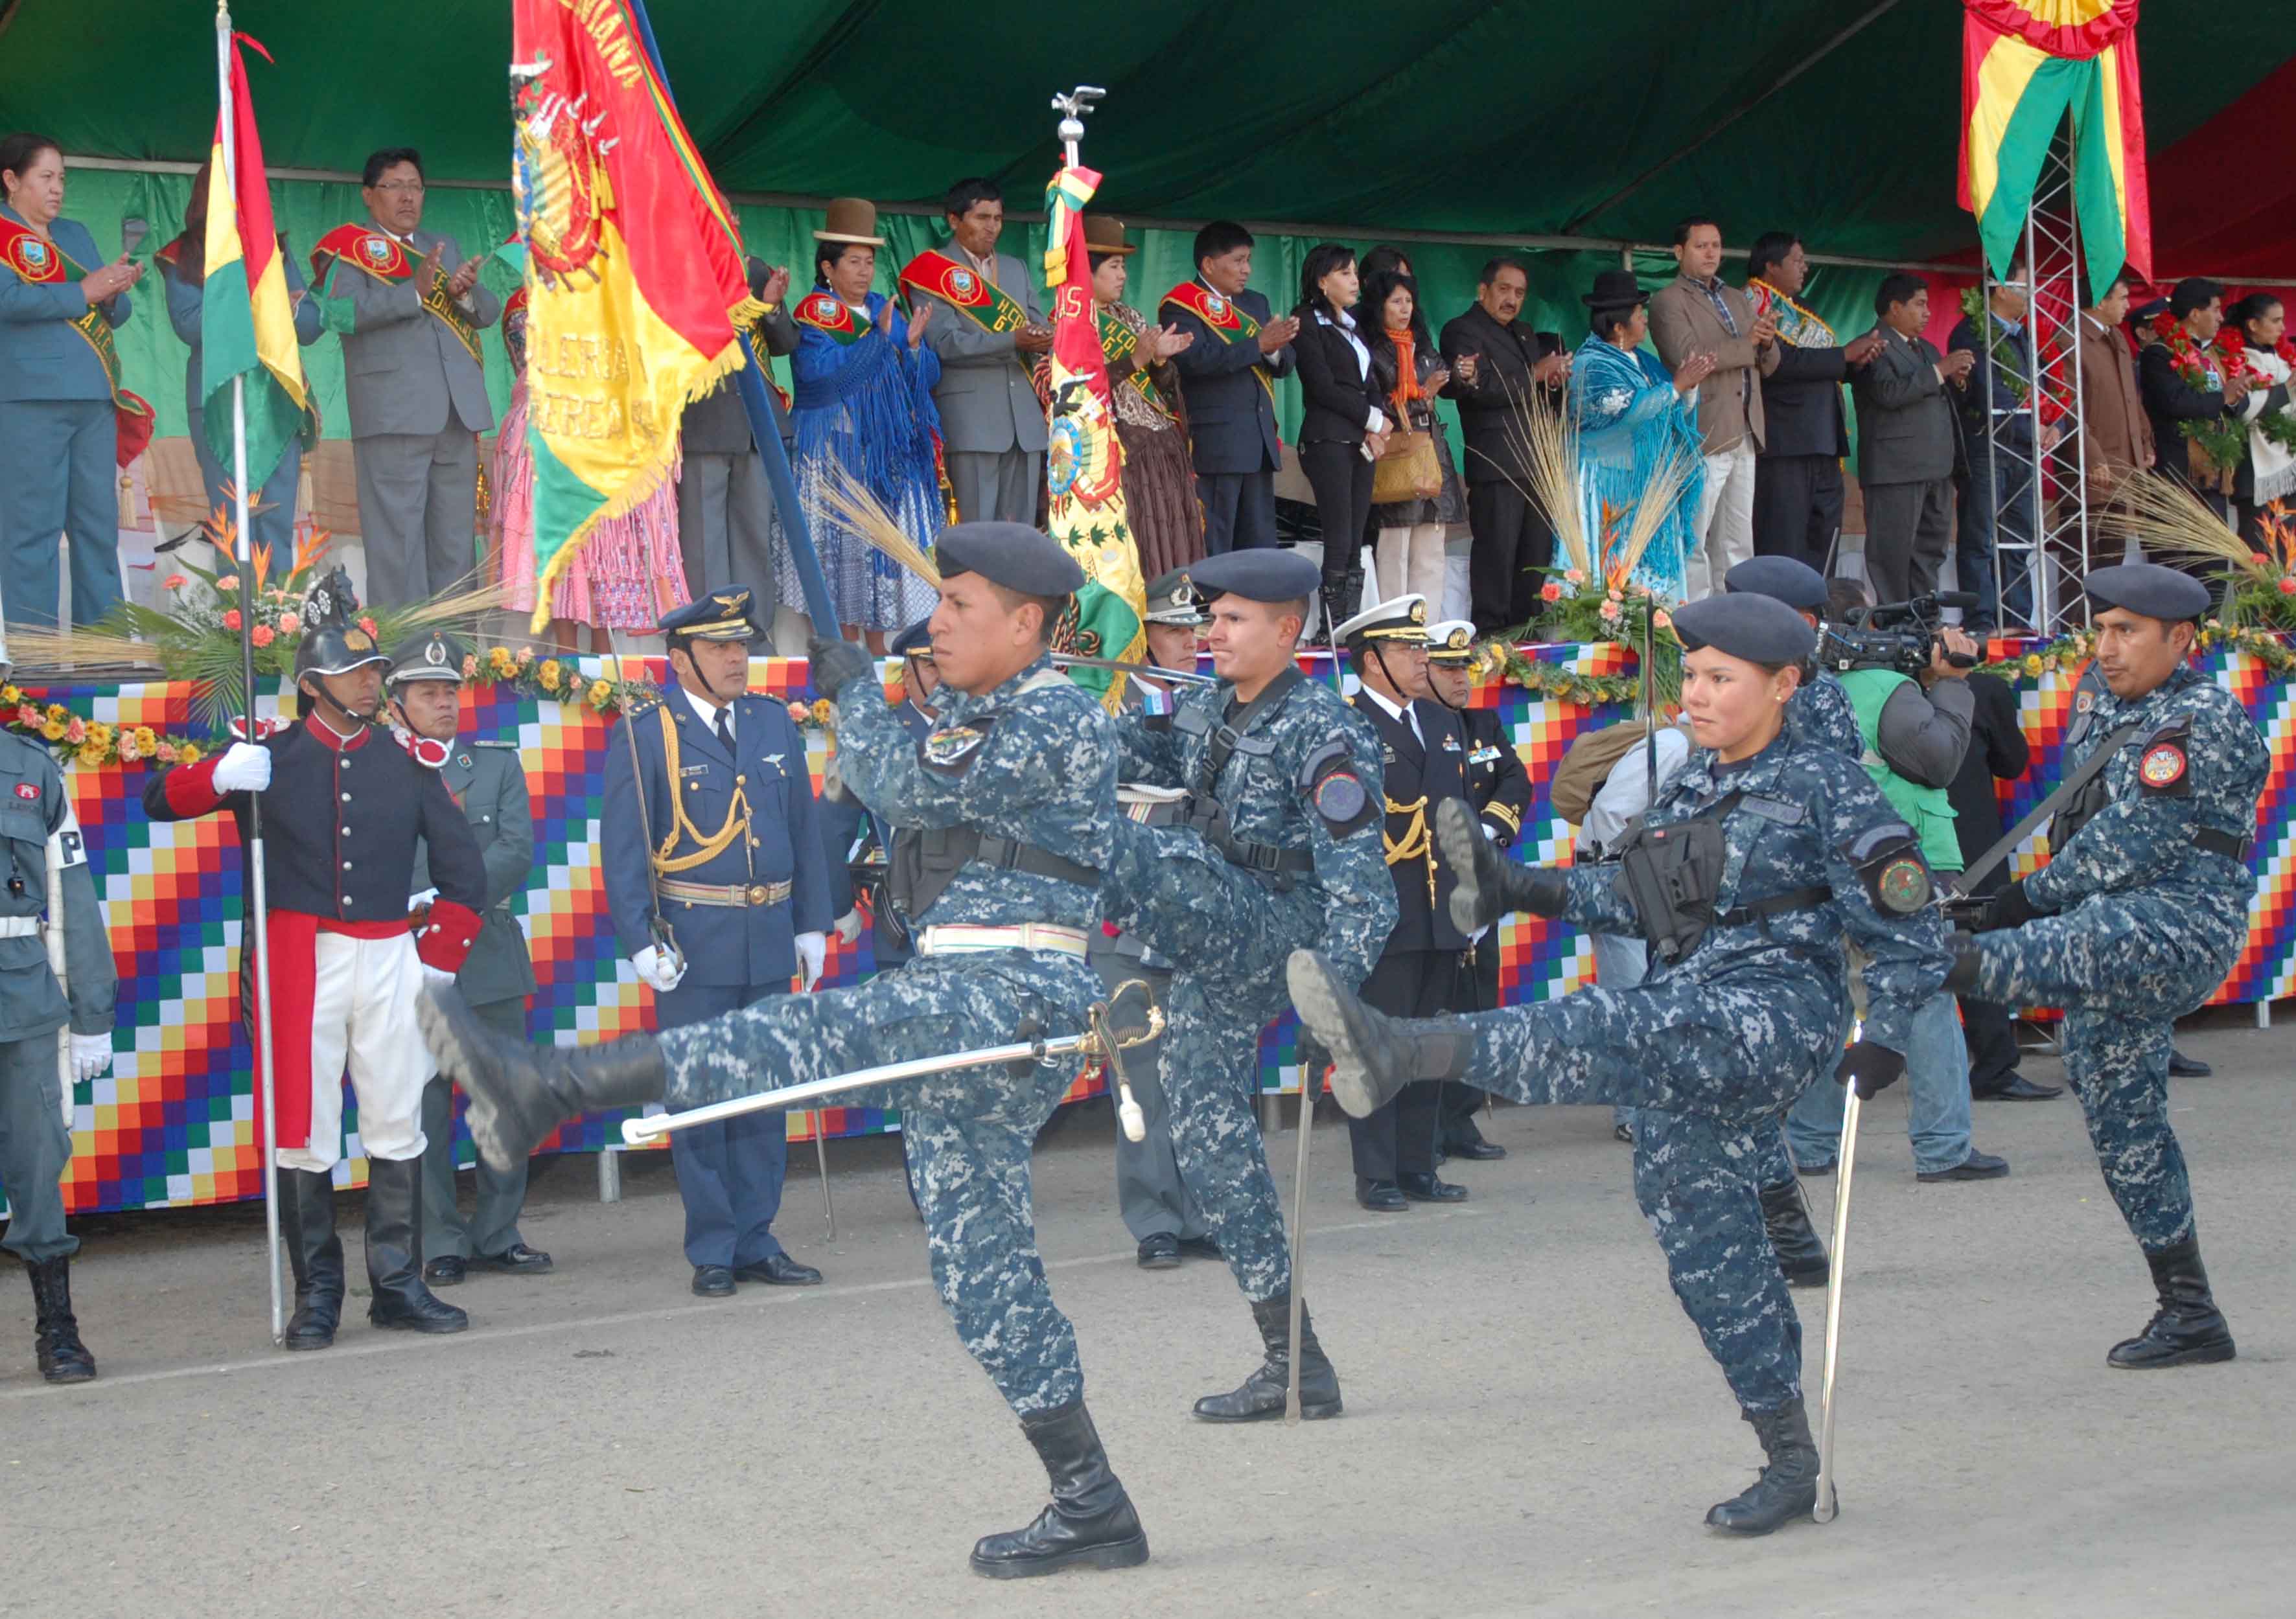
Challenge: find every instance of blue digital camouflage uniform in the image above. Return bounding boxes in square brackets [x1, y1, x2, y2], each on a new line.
[652, 658, 1115, 1416]
[1966, 663, 2265, 1252]
[1104, 669, 1396, 1302]
[1457, 732, 1948, 1411]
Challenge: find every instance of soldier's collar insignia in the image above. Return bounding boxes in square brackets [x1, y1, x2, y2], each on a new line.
[457, 752, 472, 768]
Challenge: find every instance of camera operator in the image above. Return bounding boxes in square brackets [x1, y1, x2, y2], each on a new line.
[1784, 579, 2009, 1182]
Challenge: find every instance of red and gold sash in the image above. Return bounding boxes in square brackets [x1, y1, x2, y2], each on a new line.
[1099, 308, 1173, 419]
[0, 214, 155, 465]
[898, 249, 1030, 335]
[792, 290, 868, 347]
[1161, 281, 1271, 400]
[311, 222, 481, 364]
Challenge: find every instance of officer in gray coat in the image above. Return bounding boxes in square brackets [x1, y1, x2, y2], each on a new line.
[678, 257, 800, 606]
[312, 148, 502, 609]
[387, 631, 552, 1286]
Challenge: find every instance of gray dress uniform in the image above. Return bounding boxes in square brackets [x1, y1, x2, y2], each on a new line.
[912, 242, 1047, 524]
[414, 740, 541, 1265]
[678, 266, 800, 607]
[314, 223, 502, 608]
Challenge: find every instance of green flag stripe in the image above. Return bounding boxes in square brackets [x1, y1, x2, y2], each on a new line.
[200, 256, 299, 494]
[1976, 58, 2084, 279]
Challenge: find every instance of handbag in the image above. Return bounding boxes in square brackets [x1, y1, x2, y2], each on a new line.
[1371, 367, 1444, 503]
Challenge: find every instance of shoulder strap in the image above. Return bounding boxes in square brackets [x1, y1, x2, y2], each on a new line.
[1952, 721, 2142, 895]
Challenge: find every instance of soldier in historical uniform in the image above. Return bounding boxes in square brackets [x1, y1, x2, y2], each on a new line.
[384, 632, 551, 1287]
[1948, 563, 2267, 1370]
[1422, 620, 1529, 1162]
[143, 571, 487, 1348]
[419, 525, 1152, 1580]
[1101, 547, 1395, 1420]
[602, 586, 831, 1298]
[1289, 591, 1951, 1536]
[0, 630, 117, 1381]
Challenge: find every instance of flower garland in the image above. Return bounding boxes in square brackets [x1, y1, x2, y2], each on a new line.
[1468, 637, 1645, 708]
[1523, 567, 1682, 707]
[2223, 328, 2296, 456]
[1975, 621, 2296, 682]
[1, 683, 205, 770]
[2151, 312, 2246, 472]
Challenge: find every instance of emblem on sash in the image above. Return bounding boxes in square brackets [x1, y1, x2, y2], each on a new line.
[1203, 292, 1227, 317]
[949, 268, 976, 297]
[810, 296, 839, 323]
[24, 242, 46, 268]
[362, 235, 393, 264]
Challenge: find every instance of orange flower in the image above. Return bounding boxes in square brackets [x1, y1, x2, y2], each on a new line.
[251, 625, 276, 648]
[222, 609, 242, 631]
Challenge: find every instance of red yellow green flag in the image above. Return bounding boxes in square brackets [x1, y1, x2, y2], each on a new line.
[1958, 0, 2150, 290]
[1042, 164, 1144, 709]
[509, 0, 760, 630]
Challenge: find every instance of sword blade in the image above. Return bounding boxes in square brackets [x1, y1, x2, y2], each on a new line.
[1052, 652, 1219, 686]
[1286, 1066, 1316, 1424]
[1812, 1084, 1862, 1523]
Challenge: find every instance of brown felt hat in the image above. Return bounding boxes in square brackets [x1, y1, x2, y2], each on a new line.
[1083, 214, 1135, 257]
[814, 197, 885, 246]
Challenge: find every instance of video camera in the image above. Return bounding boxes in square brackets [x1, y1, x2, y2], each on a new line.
[1816, 591, 1980, 678]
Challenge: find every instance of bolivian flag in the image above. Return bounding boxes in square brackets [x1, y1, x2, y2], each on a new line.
[200, 35, 308, 495]
[1959, 0, 2150, 291]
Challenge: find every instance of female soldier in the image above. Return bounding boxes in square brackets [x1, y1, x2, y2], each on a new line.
[1286, 590, 1950, 1537]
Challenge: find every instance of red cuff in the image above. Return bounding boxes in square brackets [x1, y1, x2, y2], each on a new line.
[163, 755, 227, 818]
[415, 899, 481, 974]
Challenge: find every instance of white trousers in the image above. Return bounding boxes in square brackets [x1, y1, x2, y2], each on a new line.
[275, 931, 434, 1172]
[1682, 441, 1757, 601]
[1374, 523, 1449, 610]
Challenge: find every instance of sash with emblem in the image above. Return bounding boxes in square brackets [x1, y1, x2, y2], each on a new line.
[0, 214, 156, 464]
[792, 290, 868, 347]
[310, 224, 481, 363]
[898, 249, 1030, 335]
[1099, 308, 1174, 419]
[1159, 281, 1271, 400]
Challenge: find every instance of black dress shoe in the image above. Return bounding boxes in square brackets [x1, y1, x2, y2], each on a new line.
[1355, 1180, 1408, 1213]
[1442, 1133, 1507, 1161]
[2168, 1047, 2212, 1078]
[1917, 1149, 2010, 1182]
[691, 1265, 736, 1297]
[1973, 1074, 2064, 1101]
[736, 1254, 822, 1286]
[1397, 1171, 1468, 1204]
[1136, 1234, 1181, 1270]
[1175, 1235, 1222, 1261]
[473, 1243, 555, 1276]
[423, 1256, 468, 1287]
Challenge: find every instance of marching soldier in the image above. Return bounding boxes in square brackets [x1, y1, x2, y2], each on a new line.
[0, 632, 117, 1381]
[1724, 557, 1861, 759]
[143, 570, 487, 1348]
[1422, 619, 1528, 1162]
[601, 586, 832, 1298]
[386, 632, 552, 1286]
[421, 524, 1152, 1579]
[1949, 563, 2266, 1369]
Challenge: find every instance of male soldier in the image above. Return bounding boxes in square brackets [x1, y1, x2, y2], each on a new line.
[386, 632, 552, 1287]
[819, 618, 938, 977]
[603, 587, 831, 1298]
[143, 571, 486, 1346]
[419, 525, 1150, 1579]
[1332, 596, 1467, 1210]
[1421, 621, 1529, 1162]
[1726, 556, 1861, 759]
[0, 629, 117, 1381]
[1101, 547, 1395, 1419]
[679, 258, 801, 603]
[1949, 563, 2267, 1368]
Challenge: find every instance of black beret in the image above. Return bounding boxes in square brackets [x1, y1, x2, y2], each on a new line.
[1189, 547, 1320, 604]
[2084, 562, 2211, 623]
[660, 586, 763, 641]
[1142, 566, 1206, 625]
[1724, 555, 1827, 614]
[890, 617, 935, 659]
[384, 629, 469, 684]
[1673, 592, 1816, 665]
[934, 522, 1085, 596]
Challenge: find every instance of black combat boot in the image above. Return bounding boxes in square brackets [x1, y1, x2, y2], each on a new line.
[418, 983, 665, 1171]
[2107, 1238, 2235, 1369]
[1435, 799, 1568, 932]
[1192, 1293, 1343, 1422]
[1758, 1179, 1830, 1289]
[1705, 1398, 1820, 1535]
[364, 1156, 469, 1334]
[276, 1167, 345, 1350]
[968, 1401, 1150, 1578]
[1286, 950, 1468, 1121]
[23, 1256, 96, 1383]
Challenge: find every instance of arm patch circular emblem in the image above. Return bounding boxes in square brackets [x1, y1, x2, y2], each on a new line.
[1313, 770, 1367, 825]
[2139, 743, 2186, 788]
[1875, 855, 1932, 915]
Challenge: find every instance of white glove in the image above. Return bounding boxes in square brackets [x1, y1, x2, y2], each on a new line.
[408, 887, 440, 912]
[69, 1032, 113, 1083]
[833, 908, 864, 945]
[796, 930, 828, 991]
[211, 741, 273, 794]
[633, 943, 686, 993]
[421, 963, 459, 987]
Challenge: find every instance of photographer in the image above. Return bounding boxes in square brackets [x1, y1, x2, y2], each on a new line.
[1784, 580, 2008, 1182]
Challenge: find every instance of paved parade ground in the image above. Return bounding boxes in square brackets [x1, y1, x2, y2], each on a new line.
[6, 1008, 2290, 1619]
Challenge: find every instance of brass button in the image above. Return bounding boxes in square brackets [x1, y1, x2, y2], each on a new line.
[736, 774, 747, 785]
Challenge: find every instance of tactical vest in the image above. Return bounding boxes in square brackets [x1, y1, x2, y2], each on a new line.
[1840, 668, 1961, 872]
[1611, 789, 1829, 965]
[1167, 668, 1316, 890]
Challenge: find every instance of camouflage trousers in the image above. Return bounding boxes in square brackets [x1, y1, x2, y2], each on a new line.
[655, 950, 1102, 1416]
[1973, 893, 2240, 1254]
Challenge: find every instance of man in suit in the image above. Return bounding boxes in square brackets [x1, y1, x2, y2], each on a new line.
[1853, 274, 1977, 603]
[2140, 277, 2262, 524]
[680, 258, 802, 608]
[1333, 595, 1467, 1210]
[2075, 267, 2155, 568]
[1743, 233, 1883, 573]
[1161, 221, 1300, 555]
[1949, 272, 2059, 632]
[313, 148, 502, 609]
[388, 632, 556, 1285]
[1650, 219, 1781, 600]
[1439, 257, 1568, 632]
[903, 179, 1051, 525]
[603, 587, 833, 1296]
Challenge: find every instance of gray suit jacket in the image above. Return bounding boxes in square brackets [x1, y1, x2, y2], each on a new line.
[683, 268, 800, 455]
[1853, 326, 1958, 487]
[412, 741, 537, 1007]
[322, 224, 500, 439]
[915, 240, 1047, 455]
[0, 207, 133, 404]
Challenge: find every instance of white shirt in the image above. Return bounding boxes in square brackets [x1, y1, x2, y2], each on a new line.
[683, 686, 731, 742]
[1578, 722, 1693, 856]
[1317, 308, 1389, 431]
[1358, 681, 1422, 748]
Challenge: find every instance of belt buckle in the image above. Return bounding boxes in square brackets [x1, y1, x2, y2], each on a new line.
[745, 884, 769, 906]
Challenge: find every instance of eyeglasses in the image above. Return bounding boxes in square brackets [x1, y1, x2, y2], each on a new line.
[371, 181, 426, 195]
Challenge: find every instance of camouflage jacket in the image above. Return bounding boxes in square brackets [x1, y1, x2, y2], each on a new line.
[1790, 669, 1864, 759]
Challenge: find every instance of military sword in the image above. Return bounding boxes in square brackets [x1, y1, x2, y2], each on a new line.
[1813, 1018, 1866, 1524]
[1051, 652, 1218, 687]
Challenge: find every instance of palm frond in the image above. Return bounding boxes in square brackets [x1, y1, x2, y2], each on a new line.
[810, 461, 941, 588]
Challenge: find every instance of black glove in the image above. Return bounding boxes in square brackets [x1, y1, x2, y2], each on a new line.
[807, 635, 875, 704]
[1981, 877, 2037, 933]
[1835, 1040, 1907, 1100]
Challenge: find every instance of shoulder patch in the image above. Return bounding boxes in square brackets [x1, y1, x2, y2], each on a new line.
[12, 781, 38, 801]
[2139, 741, 2188, 795]
[1298, 740, 1374, 837]
[1839, 823, 1931, 916]
[921, 717, 997, 774]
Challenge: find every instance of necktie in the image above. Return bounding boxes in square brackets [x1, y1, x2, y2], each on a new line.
[715, 709, 734, 755]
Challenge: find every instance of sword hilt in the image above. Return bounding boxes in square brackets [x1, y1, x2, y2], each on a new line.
[1092, 982, 1162, 1143]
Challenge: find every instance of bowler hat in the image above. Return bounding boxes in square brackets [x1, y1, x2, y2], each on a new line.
[814, 198, 885, 246]
[1083, 215, 1135, 257]
[1582, 268, 1647, 310]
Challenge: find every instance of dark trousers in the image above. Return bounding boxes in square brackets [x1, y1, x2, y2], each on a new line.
[1439, 936, 1501, 1139]
[1961, 997, 2023, 1094]
[1196, 468, 1279, 555]
[1752, 454, 1845, 573]
[1861, 476, 1954, 604]
[1466, 479, 1551, 632]
[1299, 440, 1374, 590]
[1956, 448, 2036, 630]
[655, 979, 791, 1269]
[1347, 949, 1457, 1183]
[419, 996, 533, 1261]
